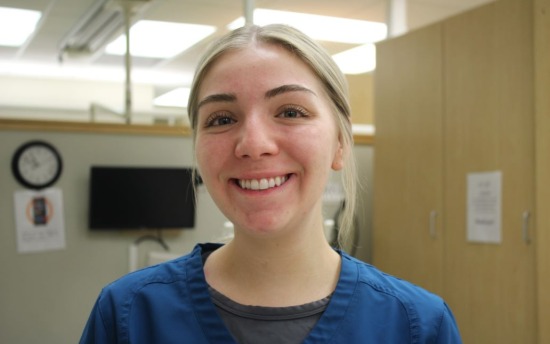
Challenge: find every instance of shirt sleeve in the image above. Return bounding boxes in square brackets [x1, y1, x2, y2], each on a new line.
[435, 302, 462, 343]
[79, 295, 115, 344]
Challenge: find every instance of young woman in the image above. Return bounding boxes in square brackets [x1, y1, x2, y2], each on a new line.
[80, 24, 461, 343]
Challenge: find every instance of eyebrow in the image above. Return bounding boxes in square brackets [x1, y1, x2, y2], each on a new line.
[197, 84, 316, 110]
[197, 93, 237, 110]
[265, 84, 316, 99]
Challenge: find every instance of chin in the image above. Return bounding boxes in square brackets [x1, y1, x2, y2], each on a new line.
[233, 218, 290, 238]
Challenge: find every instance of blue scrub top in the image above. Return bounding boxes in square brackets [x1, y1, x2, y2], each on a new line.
[80, 243, 462, 343]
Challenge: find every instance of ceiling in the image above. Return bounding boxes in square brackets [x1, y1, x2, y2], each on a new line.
[0, 0, 495, 89]
[0, 0, 496, 124]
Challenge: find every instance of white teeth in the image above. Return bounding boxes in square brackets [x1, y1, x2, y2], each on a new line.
[238, 175, 288, 190]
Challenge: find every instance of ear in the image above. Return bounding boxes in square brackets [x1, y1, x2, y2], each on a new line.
[331, 136, 345, 171]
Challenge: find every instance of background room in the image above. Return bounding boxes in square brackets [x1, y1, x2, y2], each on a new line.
[2, 0, 549, 343]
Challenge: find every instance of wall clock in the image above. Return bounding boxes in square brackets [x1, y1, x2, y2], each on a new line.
[11, 140, 63, 190]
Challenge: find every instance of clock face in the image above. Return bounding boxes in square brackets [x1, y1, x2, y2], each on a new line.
[12, 141, 63, 189]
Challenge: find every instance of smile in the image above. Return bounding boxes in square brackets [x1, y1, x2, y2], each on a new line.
[237, 175, 289, 191]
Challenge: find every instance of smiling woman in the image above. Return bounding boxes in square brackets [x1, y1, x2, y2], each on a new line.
[194, 42, 343, 247]
[79, 24, 462, 344]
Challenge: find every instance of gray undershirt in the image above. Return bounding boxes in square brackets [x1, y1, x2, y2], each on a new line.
[208, 286, 331, 344]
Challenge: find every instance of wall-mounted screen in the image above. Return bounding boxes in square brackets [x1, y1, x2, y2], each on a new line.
[89, 166, 195, 230]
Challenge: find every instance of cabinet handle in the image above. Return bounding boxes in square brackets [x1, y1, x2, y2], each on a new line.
[522, 211, 531, 244]
[429, 210, 438, 238]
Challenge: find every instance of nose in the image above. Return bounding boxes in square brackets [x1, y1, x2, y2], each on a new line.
[234, 115, 279, 159]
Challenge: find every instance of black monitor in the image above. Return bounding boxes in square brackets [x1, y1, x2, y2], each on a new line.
[89, 166, 196, 230]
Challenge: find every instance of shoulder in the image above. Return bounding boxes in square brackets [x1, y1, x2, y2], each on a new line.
[339, 253, 461, 343]
[105, 255, 188, 295]
[95, 252, 190, 316]
[81, 244, 222, 343]
[342, 253, 442, 310]
[99, 244, 217, 309]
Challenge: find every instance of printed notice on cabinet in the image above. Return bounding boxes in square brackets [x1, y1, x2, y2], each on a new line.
[467, 171, 502, 244]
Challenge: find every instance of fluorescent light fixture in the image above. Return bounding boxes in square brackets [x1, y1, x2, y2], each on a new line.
[59, 0, 149, 58]
[106, 20, 216, 58]
[0, 7, 41, 47]
[154, 87, 191, 108]
[228, 9, 386, 44]
[332, 44, 376, 74]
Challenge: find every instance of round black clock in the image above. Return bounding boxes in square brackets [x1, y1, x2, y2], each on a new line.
[11, 140, 63, 189]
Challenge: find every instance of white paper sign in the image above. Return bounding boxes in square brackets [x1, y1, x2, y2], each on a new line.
[467, 171, 502, 244]
[13, 188, 66, 253]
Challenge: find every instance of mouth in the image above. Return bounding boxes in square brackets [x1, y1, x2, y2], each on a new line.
[235, 174, 290, 191]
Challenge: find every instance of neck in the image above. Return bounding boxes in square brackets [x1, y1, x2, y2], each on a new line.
[204, 224, 341, 307]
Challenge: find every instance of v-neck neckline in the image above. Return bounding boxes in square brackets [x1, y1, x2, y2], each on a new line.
[186, 243, 358, 344]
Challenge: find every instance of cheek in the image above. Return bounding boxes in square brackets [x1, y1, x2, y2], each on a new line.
[195, 136, 226, 181]
[287, 126, 340, 179]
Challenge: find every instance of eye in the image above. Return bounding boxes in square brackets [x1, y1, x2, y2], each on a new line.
[204, 113, 236, 127]
[277, 106, 308, 119]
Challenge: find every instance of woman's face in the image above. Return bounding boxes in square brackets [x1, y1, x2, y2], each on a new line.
[195, 43, 343, 239]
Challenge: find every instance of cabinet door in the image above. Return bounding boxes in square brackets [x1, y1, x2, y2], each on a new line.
[373, 23, 444, 294]
[534, 0, 550, 341]
[443, 1, 536, 343]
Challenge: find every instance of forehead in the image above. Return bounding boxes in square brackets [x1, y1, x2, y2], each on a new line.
[199, 43, 322, 95]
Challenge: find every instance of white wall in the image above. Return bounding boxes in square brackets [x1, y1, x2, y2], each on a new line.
[0, 126, 373, 344]
[0, 129, 230, 343]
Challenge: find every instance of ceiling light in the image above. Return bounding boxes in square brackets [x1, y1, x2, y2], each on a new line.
[154, 87, 191, 108]
[332, 44, 376, 74]
[0, 7, 41, 47]
[58, 0, 152, 59]
[228, 9, 386, 44]
[105, 20, 216, 59]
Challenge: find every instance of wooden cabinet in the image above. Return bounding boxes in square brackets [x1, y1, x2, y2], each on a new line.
[534, 0, 550, 342]
[373, 0, 538, 342]
[372, 23, 445, 295]
[443, 2, 536, 342]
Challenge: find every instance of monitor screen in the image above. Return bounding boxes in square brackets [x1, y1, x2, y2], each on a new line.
[89, 166, 195, 230]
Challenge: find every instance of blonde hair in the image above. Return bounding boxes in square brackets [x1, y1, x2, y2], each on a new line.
[187, 24, 357, 247]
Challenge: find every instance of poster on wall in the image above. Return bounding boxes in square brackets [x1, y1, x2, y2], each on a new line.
[467, 171, 502, 244]
[13, 188, 66, 253]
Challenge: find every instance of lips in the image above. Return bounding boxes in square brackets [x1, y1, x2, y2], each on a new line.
[237, 175, 289, 190]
